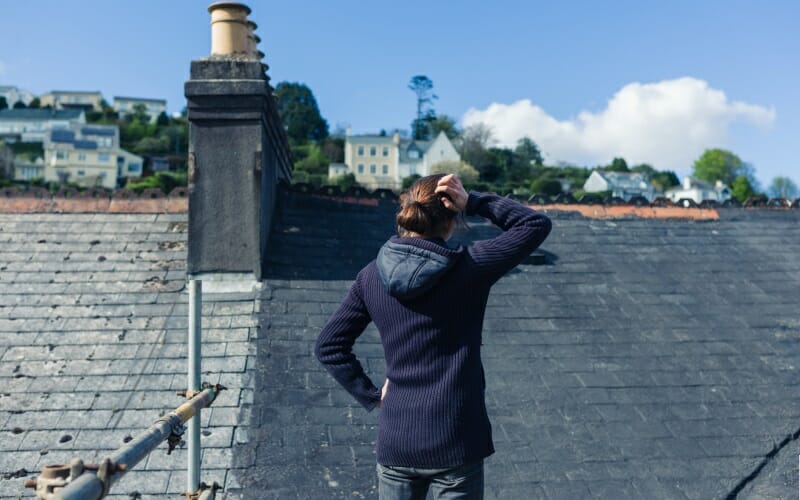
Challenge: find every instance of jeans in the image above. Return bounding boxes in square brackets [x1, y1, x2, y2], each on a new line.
[376, 460, 484, 500]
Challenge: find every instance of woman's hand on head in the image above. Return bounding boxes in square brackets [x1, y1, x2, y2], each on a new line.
[435, 174, 468, 212]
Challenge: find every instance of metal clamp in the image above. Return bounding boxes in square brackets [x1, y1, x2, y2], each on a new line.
[186, 481, 220, 500]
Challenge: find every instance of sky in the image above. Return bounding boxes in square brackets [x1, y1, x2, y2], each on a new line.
[2, 0, 798, 189]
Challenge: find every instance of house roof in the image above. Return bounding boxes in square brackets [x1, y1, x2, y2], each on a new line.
[232, 190, 800, 498]
[81, 126, 116, 137]
[2, 191, 799, 498]
[113, 96, 167, 105]
[0, 109, 84, 121]
[593, 170, 652, 190]
[46, 90, 102, 96]
[0, 212, 253, 497]
[347, 134, 395, 144]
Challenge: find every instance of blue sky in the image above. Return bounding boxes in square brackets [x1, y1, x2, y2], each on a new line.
[2, 0, 798, 188]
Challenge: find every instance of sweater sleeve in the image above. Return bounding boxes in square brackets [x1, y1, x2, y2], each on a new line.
[314, 274, 382, 411]
[465, 191, 552, 284]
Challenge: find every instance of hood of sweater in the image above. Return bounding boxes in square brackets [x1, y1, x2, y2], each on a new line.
[376, 235, 462, 300]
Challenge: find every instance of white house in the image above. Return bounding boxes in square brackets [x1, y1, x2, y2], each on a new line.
[113, 96, 167, 123]
[666, 177, 731, 204]
[583, 170, 658, 201]
[333, 131, 461, 189]
[0, 108, 86, 142]
[0, 86, 36, 108]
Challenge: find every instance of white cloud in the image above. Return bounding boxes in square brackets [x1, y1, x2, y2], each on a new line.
[461, 77, 775, 171]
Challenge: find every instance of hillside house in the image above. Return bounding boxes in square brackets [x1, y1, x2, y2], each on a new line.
[583, 170, 658, 201]
[42, 124, 142, 188]
[666, 177, 732, 204]
[0, 108, 86, 142]
[329, 130, 461, 189]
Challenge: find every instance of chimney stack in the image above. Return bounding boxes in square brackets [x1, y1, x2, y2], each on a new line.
[185, 3, 292, 285]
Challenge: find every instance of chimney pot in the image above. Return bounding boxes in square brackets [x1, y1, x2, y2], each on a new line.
[208, 2, 252, 56]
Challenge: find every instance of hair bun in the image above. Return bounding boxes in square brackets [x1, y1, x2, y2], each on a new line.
[396, 174, 457, 237]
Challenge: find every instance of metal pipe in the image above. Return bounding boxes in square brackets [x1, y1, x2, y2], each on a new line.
[188, 279, 203, 493]
[52, 386, 222, 500]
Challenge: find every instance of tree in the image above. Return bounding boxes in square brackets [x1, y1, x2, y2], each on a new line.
[692, 148, 745, 185]
[132, 103, 149, 123]
[459, 123, 495, 180]
[28, 98, 41, 109]
[332, 172, 359, 190]
[530, 176, 563, 196]
[402, 174, 422, 190]
[514, 137, 544, 167]
[650, 170, 680, 191]
[322, 137, 344, 163]
[408, 75, 437, 140]
[430, 160, 479, 185]
[429, 114, 459, 140]
[731, 175, 756, 202]
[769, 176, 798, 199]
[0, 97, 7, 110]
[293, 142, 330, 177]
[12, 101, 26, 109]
[606, 157, 629, 172]
[156, 111, 170, 127]
[274, 82, 329, 144]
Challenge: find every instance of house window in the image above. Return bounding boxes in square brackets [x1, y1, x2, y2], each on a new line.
[382, 147, 389, 157]
[370, 164, 376, 174]
[99, 172, 107, 178]
[370, 146, 376, 156]
[78, 153, 86, 161]
[56, 150, 68, 160]
[127, 163, 141, 173]
[357, 146, 364, 156]
[358, 164, 364, 174]
[98, 154, 110, 162]
[77, 170, 85, 176]
[409, 150, 419, 159]
[382, 165, 388, 174]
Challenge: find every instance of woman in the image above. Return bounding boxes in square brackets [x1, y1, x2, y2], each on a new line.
[315, 173, 552, 499]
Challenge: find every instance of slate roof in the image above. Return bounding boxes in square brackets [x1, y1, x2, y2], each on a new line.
[593, 170, 651, 190]
[229, 191, 800, 499]
[0, 109, 84, 121]
[2, 193, 800, 499]
[0, 213, 256, 498]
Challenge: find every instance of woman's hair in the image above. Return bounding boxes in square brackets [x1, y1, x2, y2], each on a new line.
[397, 174, 459, 238]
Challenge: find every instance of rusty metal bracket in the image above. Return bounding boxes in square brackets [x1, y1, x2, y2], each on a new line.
[24, 458, 126, 499]
[177, 383, 227, 400]
[185, 481, 220, 500]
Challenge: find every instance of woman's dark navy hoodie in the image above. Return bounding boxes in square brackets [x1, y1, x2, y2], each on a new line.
[315, 191, 552, 468]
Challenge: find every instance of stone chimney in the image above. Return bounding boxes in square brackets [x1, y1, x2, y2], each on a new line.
[392, 132, 400, 145]
[185, 3, 292, 287]
[683, 176, 692, 190]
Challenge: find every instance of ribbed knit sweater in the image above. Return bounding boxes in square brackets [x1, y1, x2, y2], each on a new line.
[314, 192, 552, 468]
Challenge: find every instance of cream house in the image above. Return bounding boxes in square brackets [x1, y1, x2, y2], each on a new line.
[43, 124, 142, 189]
[39, 91, 104, 112]
[330, 131, 460, 189]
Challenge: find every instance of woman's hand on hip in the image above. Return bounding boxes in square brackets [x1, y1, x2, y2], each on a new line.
[378, 378, 390, 408]
[435, 174, 468, 212]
